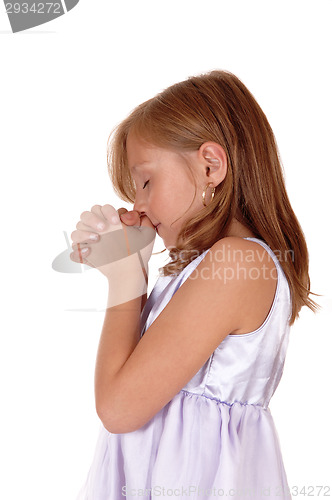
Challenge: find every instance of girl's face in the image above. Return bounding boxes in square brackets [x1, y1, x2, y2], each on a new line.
[127, 132, 204, 249]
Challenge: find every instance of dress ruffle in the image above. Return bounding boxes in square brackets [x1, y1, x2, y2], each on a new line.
[77, 390, 291, 499]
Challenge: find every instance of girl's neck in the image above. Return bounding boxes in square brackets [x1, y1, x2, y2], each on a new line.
[225, 218, 256, 239]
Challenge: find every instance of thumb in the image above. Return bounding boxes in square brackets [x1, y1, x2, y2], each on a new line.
[120, 210, 141, 225]
[117, 208, 128, 217]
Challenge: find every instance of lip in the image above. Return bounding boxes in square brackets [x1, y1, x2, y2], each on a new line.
[155, 223, 160, 232]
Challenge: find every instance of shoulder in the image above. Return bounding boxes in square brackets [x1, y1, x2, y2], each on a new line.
[188, 236, 276, 286]
[162, 236, 277, 336]
[208, 236, 277, 272]
[207, 237, 278, 334]
[210, 235, 271, 258]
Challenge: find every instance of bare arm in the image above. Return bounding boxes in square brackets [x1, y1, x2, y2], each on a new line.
[71, 205, 153, 426]
[94, 288, 143, 423]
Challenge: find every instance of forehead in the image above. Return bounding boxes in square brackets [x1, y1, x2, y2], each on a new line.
[126, 130, 187, 176]
[127, 133, 158, 173]
[129, 162, 149, 174]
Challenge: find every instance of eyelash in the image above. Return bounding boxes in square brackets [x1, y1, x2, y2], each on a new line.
[143, 180, 149, 189]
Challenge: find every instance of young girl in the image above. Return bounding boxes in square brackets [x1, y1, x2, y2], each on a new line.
[71, 70, 320, 499]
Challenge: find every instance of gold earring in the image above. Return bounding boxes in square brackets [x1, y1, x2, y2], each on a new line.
[202, 182, 216, 206]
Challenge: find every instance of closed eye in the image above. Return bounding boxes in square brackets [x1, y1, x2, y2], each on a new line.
[143, 180, 149, 189]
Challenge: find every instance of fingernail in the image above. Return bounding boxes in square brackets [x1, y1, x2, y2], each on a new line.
[81, 248, 88, 253]
[89, 234, 98, 240]
[121, 212, 133, 219]
[97, 222, 105, 230]
[111, 215, 120, 224]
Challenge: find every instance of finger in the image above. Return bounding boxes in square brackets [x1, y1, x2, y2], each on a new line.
[91, 204, 102, 212]
[117, 208, 135, 227]
[76, 219, 105, 233]
[80, 210, 109, 232]
[70, 245, 97, 268]
[71, 229, 100, 244]
[70, 245, 91, 264]
[100, 204, 122, 226]
[120, 210, 141, 226]
[71, 240, 90, 252]
[118, 208, 137, 227]
[91, 205, 105, 219]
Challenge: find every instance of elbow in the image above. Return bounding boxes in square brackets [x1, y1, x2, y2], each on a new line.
[96, 405, 141, 434]
[100, 418, 121, 434]
[99, 416, 140, 435]
[95, 403, 118, 433]
[95, 386, 149, 434]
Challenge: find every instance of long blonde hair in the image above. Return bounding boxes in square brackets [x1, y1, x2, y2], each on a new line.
[107, 69, 321, 325]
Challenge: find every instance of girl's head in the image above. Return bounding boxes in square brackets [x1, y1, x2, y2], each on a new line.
[125, 129, 228, 250]
[107, 69, 320, 325]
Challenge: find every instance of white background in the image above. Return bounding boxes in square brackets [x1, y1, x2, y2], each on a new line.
[0, 1, 331, 499]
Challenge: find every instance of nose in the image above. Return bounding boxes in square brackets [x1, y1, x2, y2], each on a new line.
[133, 192, 148, 216]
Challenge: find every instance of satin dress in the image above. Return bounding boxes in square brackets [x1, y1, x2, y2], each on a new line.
[76, 237, 292, 499]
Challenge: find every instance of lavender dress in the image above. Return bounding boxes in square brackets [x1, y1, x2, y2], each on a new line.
[76, 238, 292, 499]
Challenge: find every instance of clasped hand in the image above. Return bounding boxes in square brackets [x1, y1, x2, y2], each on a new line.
[70, 205, 156, 304]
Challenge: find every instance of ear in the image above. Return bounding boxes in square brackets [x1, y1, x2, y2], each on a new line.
[199, 142, 228, 183]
